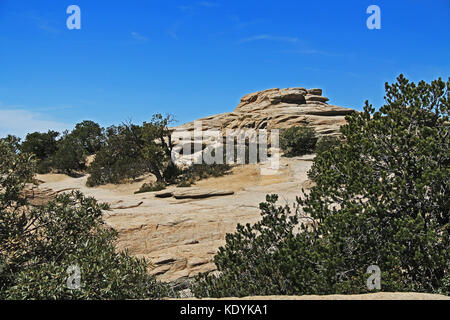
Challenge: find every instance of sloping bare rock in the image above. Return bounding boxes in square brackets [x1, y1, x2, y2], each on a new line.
[153, 255, 177, 265]
[22, 184, 57, 206]
[36, 157, 316, 283]
[111, 201, 143, 209]
[173, 188, 234, 199]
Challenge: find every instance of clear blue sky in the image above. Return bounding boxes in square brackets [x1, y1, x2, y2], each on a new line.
[1, 0, 449, 138]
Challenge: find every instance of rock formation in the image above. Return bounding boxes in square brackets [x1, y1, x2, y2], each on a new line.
[171, 86, 355, 136]
[33, 87, 357, 289]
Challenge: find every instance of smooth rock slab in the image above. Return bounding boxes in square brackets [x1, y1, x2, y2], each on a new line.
[307, 88, 322, 95]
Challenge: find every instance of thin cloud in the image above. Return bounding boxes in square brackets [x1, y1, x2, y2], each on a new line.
[0, 105, 71, 139]
[131, 32, 148, 42]
[281, 49, 351, 57]
[168, 20, 184, 40]
[237, 34, 299, 44]
[196, 1, 220, 8]
[230, 15, 265, 30]
[178, 1, 220, 11]
[170, 2, 219, 39]
[31, 15, 60, 34]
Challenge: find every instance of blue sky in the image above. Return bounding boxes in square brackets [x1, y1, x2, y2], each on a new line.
[0, 0, 449, 138]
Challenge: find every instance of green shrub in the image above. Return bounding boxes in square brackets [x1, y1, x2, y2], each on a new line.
[314, 136, 340, 155]
[180, 163, 231, 182]
[52, 134, 86, 175]
[0, 135, 21, 152]
[20, 130, 59, 160]
[0, 141, 174, 299]
[135, 181, 166, 194]
[177, 179, 194, 187]
[36, 158, 54, 174]
[20, 130, 59, 173]
[71, 120, 104, 155]
[192, 75, 450, 297]
[87, 124, 147, 187]
[280, 126, 317, 157]
[141, 114, 176, 182]
[87, 114, 174, 187]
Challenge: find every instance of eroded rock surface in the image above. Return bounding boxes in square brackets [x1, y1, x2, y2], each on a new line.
[34, 86, 355, 286]
[172, 86, 355, 136]
[36, 157, 315, 284]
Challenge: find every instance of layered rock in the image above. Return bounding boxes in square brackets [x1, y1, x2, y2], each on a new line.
[22, 184, 58, 206]
[172, 86, 355, 136]
[154, 188, 235, 199]
[170, 86, 355, 166]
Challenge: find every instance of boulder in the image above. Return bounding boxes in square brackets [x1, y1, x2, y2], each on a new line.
[169, 86, 355, 166]
[305, 94, 330, 103]
[307, 88, 322, 95]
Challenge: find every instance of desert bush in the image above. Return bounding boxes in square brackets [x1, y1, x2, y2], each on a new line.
[70, 120, 104, 155]
[177, 179, 194, 187]
[314, 135, 340, 155]
[87, 115, 174, 187]
[192, 75, 450, 297]
[51, 121, 105, 175]
[20, 130, 59, 173]
[0, 141, 174, 299]
[135, 181, 166, 194]
[141, 114, 176, 182]
[52, 133, 86, 175]
[182, 163, 231, 181]
[11, 122, 104, 176]
[280, 126, 317, 157]
[0, 135, 21, 151]
[174, 163, 231, 188]
[86, 123, 147, 186]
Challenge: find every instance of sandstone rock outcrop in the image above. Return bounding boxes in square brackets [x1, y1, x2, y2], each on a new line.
[34, 86, 356, 288]
[22, 184, 58, 206]
[171, 86, 355, 136]
[170, 86, 355, 167]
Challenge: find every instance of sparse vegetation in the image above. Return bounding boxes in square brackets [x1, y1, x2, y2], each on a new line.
[2, 75, 448, 299]
[314, 135, 340, 155]
[86, 123, 146, 186]
[70, 120, 104, 155]
[20, 130, 59, 173]
[87, 114, 178, 187]
[0, 140, 174, 299]
[135, 181, 166, 194]
[280, 126, 317, 157]
[52, 133, 86, 175]
[181, 163, 231, 182]
[14, 121, 105, 175]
